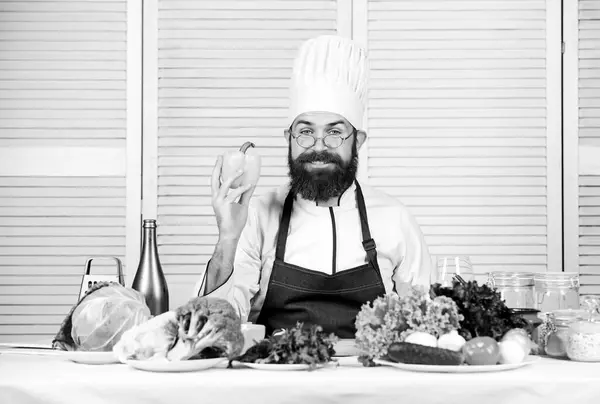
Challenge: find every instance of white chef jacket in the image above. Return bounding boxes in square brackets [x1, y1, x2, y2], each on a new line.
[194, 181, 433, 323]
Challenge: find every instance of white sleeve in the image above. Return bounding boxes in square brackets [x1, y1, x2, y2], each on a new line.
[192, 205, 263, 322]
[392, 207, 433, 294]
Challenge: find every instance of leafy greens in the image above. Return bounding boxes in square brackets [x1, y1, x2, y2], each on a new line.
[430, 280, 529, 341]
[231, 322, 338, 369]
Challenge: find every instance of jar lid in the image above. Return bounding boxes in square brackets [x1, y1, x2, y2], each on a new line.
[569, 319, 600, 334]
[534, 272, 580, 289]
[489, 271, 534, 287]
[551, 309, 588, 321]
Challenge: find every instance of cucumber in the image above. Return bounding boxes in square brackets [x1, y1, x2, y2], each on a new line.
[387, 342, 464, 366]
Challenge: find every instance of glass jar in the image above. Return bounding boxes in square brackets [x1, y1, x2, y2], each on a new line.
[436, 256, 474, 287]
[534, 272, 580, 313]
[488, 272, 535, 309]
[566, 320, 600, 362]
[538, 310, 587, 358]
[566, 296, 600, 362]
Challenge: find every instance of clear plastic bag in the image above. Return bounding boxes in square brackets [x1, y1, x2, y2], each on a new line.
[70, 284, 151, 352]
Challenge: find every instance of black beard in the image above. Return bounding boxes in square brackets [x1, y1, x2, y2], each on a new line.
[287, 140, 359, 203]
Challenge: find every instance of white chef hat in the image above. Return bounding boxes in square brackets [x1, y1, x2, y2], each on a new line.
[288, 35, 368, 130]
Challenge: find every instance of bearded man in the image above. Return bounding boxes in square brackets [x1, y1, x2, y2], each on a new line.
[195, 35, 432, 340]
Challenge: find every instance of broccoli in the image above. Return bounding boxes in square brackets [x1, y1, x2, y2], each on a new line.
[168, 297, 244, 361]
[113, 297, 244, 362]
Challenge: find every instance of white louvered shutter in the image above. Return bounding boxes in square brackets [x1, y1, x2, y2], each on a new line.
[145, 0, 348, 308]
[0, 1, 134, 343]
[576, 0, 600, 295]
[359, 0, 562, 280]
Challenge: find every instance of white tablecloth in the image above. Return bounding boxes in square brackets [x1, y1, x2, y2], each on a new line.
[1, 352, 600, 404]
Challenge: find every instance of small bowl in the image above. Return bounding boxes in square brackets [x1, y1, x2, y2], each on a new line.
[333, 339, 364, 357]
[240, 323, 265, 354]
[511, 308, 543, 328]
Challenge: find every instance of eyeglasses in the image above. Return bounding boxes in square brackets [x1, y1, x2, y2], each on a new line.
[290, 128, 356, 149]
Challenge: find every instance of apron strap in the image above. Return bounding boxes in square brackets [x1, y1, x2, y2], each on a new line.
[354, 181, 382, 276]
[275, 191, 295, 261]
[275, 182, 384, 286]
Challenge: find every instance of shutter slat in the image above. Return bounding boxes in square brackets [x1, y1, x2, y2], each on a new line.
[0, 41, 126, 51]
[0, 12, 125, 22]
[0, 31, 126, 41]
[0, 286, 80, 296]
[370, 30, 545, 40]
[159, 1, 337, 11]
[0, 22, 126, 31]
[579, 0, 600, 294]
[0, 50, 125, 61]
[411, 206, 545, 216]
[422, 218, 546, 226]
[160, 10, 337, 20]
[370, 21, 546, 30]
[369, 167, 547, 176]
[369, 177, 546, 186]
[370, 88, 546, 98]
[0, 2, 126, 12]
[0, 306, 71, 316]
[0, 237, 125, 247]
[159, 20, 333, 30]
[0, 227, 124, 236]
[367, 0, 551, 275]
[369, 157, 546, 167]
[0, 315, 67, 325]
[0, 1, 128, 342]
[155, 0, 338, 286]
[369, 1, 545, 12]
[0, 266, 117, 276]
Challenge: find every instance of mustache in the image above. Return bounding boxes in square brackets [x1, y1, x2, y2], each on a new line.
[295, 151, 343, 165]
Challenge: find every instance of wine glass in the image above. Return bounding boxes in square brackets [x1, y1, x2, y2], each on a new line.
[436, 256, 474, 287]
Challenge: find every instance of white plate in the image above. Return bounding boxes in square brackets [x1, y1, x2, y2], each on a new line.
[0, 342, 53, 349]
[0, 348, 63, 357]
[62, 351, 120, 365]
[374, 355, 540, 373]
[126, 357, 226, 373]
[232, 361, 334, 371]
[332, 356, 363, 367]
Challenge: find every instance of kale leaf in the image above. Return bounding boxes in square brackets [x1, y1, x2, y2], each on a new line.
[430, 281, 529, 341]
[231, 322, 338, 368]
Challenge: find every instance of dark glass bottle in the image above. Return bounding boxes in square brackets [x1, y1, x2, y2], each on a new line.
[132, 219, 169, 315]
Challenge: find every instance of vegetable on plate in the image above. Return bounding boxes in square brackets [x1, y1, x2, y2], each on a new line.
[354, 287, 463, 366]
[429, 280, 530, 342]
[387, 342, 464, 366]
[231, 322, 338, 369]
[462, 337, 500, 366]
[437, 330, 466, 352]
[113, 296, 244, 362]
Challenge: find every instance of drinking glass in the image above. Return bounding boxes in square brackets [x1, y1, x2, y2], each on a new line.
[436, 256, 474, 287]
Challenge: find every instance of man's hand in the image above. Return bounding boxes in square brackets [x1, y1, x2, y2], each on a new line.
[211, 155, 256, 242]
